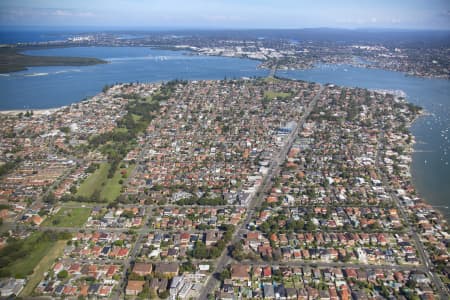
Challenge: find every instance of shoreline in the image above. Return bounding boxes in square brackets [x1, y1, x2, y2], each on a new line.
[269, 62, 450, 81]
[0, 64, 447, 222]
[0, 107, 61, 116]
[408, 109, 449, 222]
[3, 42, 448, 80]
[0, 47, 107, 74]
[409, 99, 450, 222]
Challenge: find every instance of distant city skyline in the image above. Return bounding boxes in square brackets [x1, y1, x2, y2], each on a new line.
[0, 0, 449, 30]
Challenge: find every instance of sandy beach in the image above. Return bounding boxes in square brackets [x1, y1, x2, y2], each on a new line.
[0, 108, 60, 116]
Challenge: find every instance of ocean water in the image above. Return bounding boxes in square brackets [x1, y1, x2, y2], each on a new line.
[0, 29, 81, 44]
[278, 65, 450, 220]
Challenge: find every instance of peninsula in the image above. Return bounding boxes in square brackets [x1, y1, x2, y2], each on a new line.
[0, 78, 448, 299]
[0, 47, 106, 73]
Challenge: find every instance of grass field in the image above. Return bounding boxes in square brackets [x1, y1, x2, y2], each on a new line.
[76, 162, 135, 202]
[113, 127, 129, 134]
[20, 240, 67, 297]
[42, 207, 91, 227]
[102, 164, 135, 201]
[131, 113, 142, 122]
[264, 90, 292, 100]
[76, 162, 110, 198]
[0, 232, 58, 279]
[4, 233, 53, 278]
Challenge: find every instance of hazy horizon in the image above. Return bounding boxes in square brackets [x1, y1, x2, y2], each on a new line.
[1, 0, 449, 30]
[2, 26, 450, 32]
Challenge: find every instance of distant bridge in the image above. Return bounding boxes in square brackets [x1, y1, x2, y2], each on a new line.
[268, 65, 277, 77]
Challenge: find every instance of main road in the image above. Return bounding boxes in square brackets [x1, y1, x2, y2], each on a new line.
[198, 85, 324, 299]
[268, 64, 277, 78]
[111, 209, 150, 300]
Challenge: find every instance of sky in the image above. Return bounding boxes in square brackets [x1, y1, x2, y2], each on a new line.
[0, 0, 449, 30]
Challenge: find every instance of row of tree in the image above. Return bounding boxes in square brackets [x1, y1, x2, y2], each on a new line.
[0, 230, 71, 278]
[0, 157, 22, 177]
[176, 196, 227, 206]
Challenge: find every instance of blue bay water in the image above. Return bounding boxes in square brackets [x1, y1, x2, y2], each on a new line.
[0, 47, 448, 219]
[0, 47, 267, 109]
